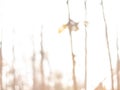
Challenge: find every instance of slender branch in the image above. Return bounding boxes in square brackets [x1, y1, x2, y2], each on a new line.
[116, 32, 120, 90]
[84, 26, 87, 90]
[32, 37, 36, 90]
[40, 25, 45, 90]
[12, 29, 16, 90]
[84, 0, 87, 90]
[66, 1, 77, 90]
[66, 0, 70, 20]
[84, 0, 87, 19]
[12, 44, 16, 90]
[101, 0, 114, 90]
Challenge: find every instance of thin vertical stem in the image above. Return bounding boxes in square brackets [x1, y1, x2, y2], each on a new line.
[0, 43, 2, 90]
[32, 57, 36, 90]
[85, 28, 87, 90]
[101, 0, 114, 90]
[40, 25, 45, 90]
[116, 33, 120, 90]
[0, 29, 3, 90]
[12, 29, 16, 90]
[66, 0, 77, 90]
[32, 50, 36, 90]
[12, 43, 16, 90]
[69, 29, 77, 90]
[66, 0, 70, 20]
[84, 0, 87, 90]
[31, 35, 36, 90]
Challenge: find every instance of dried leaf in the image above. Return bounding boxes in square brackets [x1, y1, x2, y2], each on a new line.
[58, 24, 67, 33]
[68, 19, 79, 31]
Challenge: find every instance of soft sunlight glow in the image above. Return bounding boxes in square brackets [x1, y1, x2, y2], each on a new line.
[0, 0, 120, 90]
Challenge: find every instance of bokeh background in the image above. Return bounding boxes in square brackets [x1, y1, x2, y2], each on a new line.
[0, 0, 120, 90]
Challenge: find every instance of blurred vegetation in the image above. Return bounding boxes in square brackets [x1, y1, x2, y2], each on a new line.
[0, 0, 120, 90]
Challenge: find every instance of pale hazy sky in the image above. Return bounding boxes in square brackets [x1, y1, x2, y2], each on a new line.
[0, 0, 120, 89]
